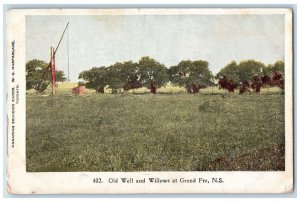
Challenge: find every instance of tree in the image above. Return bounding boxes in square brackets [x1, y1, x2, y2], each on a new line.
[273, 61, 284, 73]
[216, 60, 265, 83]
[169, 60, 214, 93]
[79, 66, 107, 93]
[55, 70, 67, 82]
[190, 60, 214, 85]
[263, 64, 274, 76]
[26, 59, 67, 93]
[80, 61, 141, 94]
[26, 59, 49, 92]
[106, 62, 127, 94]
[119, 60, 139, 82]
[238, 60, 265, 82]
[215, 61, 239, 83]
[264, 60, 284, 75]
[138, 56, 169, 93]
[119, 61, 144, 92]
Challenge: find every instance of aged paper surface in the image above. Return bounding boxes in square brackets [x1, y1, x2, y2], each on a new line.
[6, 8, 293, 194]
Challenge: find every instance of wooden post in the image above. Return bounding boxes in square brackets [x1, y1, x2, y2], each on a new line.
[50, 47, 56, 95]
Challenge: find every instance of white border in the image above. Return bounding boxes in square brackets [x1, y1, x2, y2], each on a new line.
[5, 8, 293, 194]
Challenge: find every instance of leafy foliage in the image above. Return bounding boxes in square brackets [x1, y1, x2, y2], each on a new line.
[26, 59, 67, 93]
[78, 58, 284, 94]
[273, 61, 285, 73]
[216, 60, 267, 83]
[263, 61, 285, 76]
[80, 57, 169, 93]
[238, 60, 265, 82]
[215, 61, 239, 82]
[169, 60, 214, 93]
[106, 63, 125, 94]
[56, 70, 67, 82]
[138, 56, 169, 89]
[79, 66, 108, 91]
[119, 60, 140, 82]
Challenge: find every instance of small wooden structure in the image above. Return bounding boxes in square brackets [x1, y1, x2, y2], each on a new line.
[72, 86, 86, 95]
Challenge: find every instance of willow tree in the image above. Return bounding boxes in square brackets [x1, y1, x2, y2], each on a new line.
[169, 60, 214, 93]
[138, 56, 169, 94]
[78, 66, 108, 93]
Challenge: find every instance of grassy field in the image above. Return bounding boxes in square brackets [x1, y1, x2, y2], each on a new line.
[26, 83, 285, 171]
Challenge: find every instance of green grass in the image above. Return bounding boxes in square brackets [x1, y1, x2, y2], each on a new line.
[26, 86, 285, 171]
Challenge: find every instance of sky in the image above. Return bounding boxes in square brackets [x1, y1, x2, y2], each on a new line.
[26, 14, 285, 81]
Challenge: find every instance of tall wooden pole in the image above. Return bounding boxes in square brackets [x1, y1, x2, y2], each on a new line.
[46, 23, 68, 95]
[50, 47, 56, 95]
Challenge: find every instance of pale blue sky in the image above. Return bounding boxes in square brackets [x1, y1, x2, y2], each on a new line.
[26, 14, 284, 81]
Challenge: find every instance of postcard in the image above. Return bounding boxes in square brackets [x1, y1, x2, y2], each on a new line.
[6, 8, 293, 194]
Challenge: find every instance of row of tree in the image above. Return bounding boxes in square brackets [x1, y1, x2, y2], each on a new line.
[78, 56, 214, 94]
[215, 60, 284, 83]
[216, 60, 285, 93]
[26, 57, 284, 94]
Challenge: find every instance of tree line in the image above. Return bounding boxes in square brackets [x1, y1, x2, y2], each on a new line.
[26, 57, 284, 94]
[78, 56, 214, 94]
[216, 60, 284, 93]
